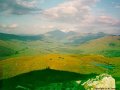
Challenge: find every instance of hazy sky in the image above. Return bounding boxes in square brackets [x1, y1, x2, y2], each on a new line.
[0, 0, 120, 35]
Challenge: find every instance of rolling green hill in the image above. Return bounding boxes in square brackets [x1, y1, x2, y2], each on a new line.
[76, 35, 120, 57]
[0, 33, 120, 60]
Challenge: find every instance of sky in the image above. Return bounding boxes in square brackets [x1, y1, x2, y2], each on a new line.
[0, 0, 120, 35]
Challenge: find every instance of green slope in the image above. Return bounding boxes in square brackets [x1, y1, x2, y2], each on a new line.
[76, 35, 120, 57]
[0, 35, 120, 60]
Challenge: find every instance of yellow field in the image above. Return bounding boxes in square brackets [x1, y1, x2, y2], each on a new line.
[0, 54, 120, 80]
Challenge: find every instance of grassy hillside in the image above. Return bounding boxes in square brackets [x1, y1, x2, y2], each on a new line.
[0, 39, 67, 60]
[71, 32, 107, 44]
[76, 35, 120, 57]
[0, 54, 119, 79]
[0, 35, 120, 60]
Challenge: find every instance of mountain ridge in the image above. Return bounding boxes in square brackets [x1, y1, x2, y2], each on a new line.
[0, 33, 44, 41]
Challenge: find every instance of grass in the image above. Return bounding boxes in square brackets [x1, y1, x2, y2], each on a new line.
[0, 54, 120, 79]
[0, 35, 120, 89]
[0, 54, 120, 89]
[101, 50, 120, 57]
[0, 36, 120, 60]
[0, 69, 96, 90]
[0, 46, 16, 57]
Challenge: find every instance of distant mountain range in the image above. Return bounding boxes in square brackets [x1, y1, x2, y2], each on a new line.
[0, 33, 44, 41]
[0, 30, 120, 59]
[0, 30, 108, 43]
[71, 32, 107, 44]
[44, 30, 108, 43]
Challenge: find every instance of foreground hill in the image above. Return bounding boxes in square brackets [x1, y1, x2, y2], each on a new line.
[0, 69, 95, 90]
[0, 54, 120, 89]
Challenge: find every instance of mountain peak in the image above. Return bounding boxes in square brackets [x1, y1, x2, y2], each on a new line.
[47, 29, 65, 34]
[67, 31, 77, 35]
[45, 30, 66, 39]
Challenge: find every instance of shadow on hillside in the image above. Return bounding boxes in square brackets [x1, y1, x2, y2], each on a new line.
[0, 68, 97, 90]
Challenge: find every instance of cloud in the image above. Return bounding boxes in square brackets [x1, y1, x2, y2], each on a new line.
[112, 2, 120, 9]
[9, 23, 18, 28]
[0, 23, 18, 29]
[74, 15, 120, 34]
[115, 5, 120, 9]
[80, 15, 120, 27]
[41, 0, 120, 34]
[0, 0, 41, 15]
[0, 0, 119, 35]
[97, 16, 120, 26]
[43, 0, 95, 23]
